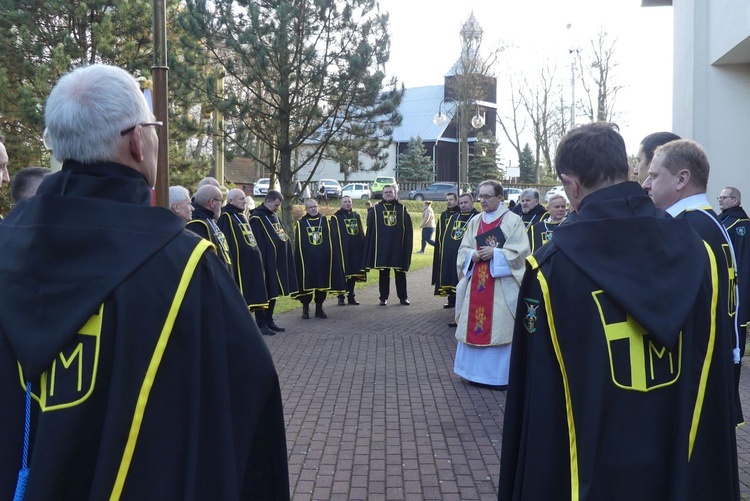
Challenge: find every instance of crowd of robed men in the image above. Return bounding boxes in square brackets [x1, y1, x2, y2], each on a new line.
[0, 63, 748, 500]
[169, 181, 416, 336]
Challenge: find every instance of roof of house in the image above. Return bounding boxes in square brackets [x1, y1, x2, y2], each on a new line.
[224, 156, 258, 185]
[392, 85, 450, 144]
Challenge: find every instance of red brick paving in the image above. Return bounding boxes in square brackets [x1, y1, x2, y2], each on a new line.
[264, 266, 750, 500]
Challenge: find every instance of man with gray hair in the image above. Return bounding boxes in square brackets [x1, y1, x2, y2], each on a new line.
[187, 184, 233, 271]
[168, 185, 193, 224]
[0, 64, 289, 499]
[9, 167, 50, 204]
[516, 188, 548, 231]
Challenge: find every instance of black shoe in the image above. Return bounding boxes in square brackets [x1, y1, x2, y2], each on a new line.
[400, 299, 410, 306]
[443, 303, 454, 309]
[268, 322, 286, 332]
[380, 299, 387, 306]
[260, 326, 275, 336]
[338, 296, 346, 306]
[315, 306, 328, 319]
[348, 297, 360, 305]
[302, 305, 310, 319]
[448, 322, 457, 327]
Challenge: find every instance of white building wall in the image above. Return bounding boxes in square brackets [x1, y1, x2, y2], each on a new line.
[295, 142, 398, 183]
[673, 0, 750, 210]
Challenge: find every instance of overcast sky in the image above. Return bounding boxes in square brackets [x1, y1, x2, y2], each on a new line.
[376, 0, 675, 162]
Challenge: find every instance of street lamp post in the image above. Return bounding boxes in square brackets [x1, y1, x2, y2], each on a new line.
[433, 98, 485, 192]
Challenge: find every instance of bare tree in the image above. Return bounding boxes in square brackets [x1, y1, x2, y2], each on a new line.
[576, 30, 623, 122]
[496, 78, 527, 171]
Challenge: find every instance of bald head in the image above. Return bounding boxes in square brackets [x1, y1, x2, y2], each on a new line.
[194, 185, 223, 219]
[197, 177, 220, 189]
[227, 188, 248, 211]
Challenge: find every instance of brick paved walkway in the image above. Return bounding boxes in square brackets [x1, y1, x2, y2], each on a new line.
[264, 266, 750, 500]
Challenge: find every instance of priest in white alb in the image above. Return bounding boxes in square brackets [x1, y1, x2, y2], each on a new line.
[454, 180, 530, 388]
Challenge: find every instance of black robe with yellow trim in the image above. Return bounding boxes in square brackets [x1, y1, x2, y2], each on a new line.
[186, 204, 233, 272]
[292, 214, 346, 297]
[433, 209, 478, 296]
[218, 204, 269, 310]
[0, 162, 289, 500]
[678, 206, 743, 426]
[528, 218, 563, 254]
[361, 200, 413, 271]
[330, 208, 366, 280]
[431, 207, 459, 294]
[499, 182, 738, 501]
[720, 206, 750, 422]
[248, 204, 298, 300]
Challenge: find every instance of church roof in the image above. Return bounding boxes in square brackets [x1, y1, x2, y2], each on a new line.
[391, 85, 450, 144]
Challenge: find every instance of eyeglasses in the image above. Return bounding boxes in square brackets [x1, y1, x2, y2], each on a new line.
[477, 194, 497, 200]
[718, 196, 736, 201]
[120, 121, 163, 136]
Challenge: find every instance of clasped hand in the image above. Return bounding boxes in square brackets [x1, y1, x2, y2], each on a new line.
[472, 246, 494, 262]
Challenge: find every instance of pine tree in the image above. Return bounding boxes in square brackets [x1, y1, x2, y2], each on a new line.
[397, 136, 434, 183]
[519, 143, 536, 183]
[468, 132, 502, 185]
[182, 0, 404, 239]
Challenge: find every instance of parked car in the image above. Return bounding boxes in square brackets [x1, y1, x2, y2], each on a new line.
[503, 187, 523, 204]
[545, 185, 570, 204]
[317, 179, 343, 199]
[342, 182, 371, 200]
[408, 182, 459, 201]
[253, 178, 271, 197]
[370, 176, 399, 198]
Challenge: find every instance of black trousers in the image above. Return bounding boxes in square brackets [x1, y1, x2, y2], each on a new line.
[254, 298, 276, 328]
[379, 269, 407, 301]
[298, 290, 327, 305]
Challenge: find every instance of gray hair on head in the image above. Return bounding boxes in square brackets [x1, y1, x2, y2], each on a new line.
[169, 185, 190, 206]
[44, 64, 152, 164]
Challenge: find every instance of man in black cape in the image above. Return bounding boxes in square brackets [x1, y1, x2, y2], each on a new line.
[434, 193, 478, 317]
[292, 199, 346, 319]
[432, 191, 460, 307]
[0, 64, 289, 501]
[218, 188, 270, 312]
[361, 185, 413, 305]
[500, 123, 738, 501]
[718, 186, 750, 406]
[187, 184, 233, 272]
[249, 190, 298, 335]
[331, 195, 366, 306]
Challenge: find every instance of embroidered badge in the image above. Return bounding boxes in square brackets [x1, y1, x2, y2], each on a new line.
[239, 222, 257, 246]
[523, 298, 539, 333]
[476, 265, 489, 292]
[737, 227, 746, 237]
[307, 226, 323, 245]
[473, 306, 487, 334]
[383, 209, 397, 226]
[451, 220, 468, 240]
[272, 222, 289, 241]
[345, 217, 359, 235]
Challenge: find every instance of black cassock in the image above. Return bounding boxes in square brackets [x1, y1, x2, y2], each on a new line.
[361, 200, 413, 271]
[218, 204, 269, 310]
[249, 204, 299, 300]
[432, 209, 477, 296]
[331, 208, 366, 280]
[292, 214, 346, 296]
[186, 204, 233, 272]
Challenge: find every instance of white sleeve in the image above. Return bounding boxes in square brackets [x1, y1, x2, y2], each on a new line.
[462, 251, 474, 278]
[489, 248, 512, 278]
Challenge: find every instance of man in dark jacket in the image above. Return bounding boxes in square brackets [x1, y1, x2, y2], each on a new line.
[517, 188, 548, 231]
[499, 123, 738, 501]
[0, 64, 289, 500]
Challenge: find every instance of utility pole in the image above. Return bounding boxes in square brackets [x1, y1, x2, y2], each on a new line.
[152, 0, 169, 207]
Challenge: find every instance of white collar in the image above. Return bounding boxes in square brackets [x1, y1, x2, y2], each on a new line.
[666, 193, 712, 217]
[483, 205, 507, 222]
